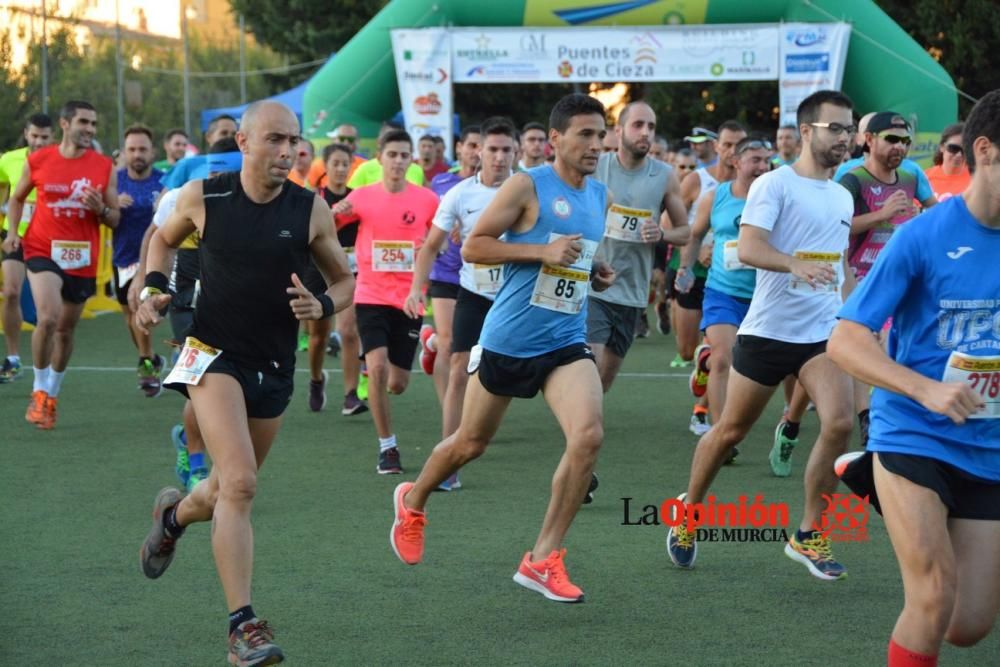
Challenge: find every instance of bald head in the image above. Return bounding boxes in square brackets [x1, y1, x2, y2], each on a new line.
[240, 100, 299, 138]
[618, 101, 655, 127]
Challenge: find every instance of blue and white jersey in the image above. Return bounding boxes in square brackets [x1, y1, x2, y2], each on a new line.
[479, 165, 606, 357]
[838, 196, 1000, 480]
[705, 181, 755, 300]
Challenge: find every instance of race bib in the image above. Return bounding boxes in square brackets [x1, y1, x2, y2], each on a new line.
[723, 240, 749, 271]
[51, 240, 91, 270]
[372, 241, 414, 272]
[941, 351, 1000, 419]
[163, 337, 221, 386]
[788, 251, 842, 293]
[116, 262, 139, 288]
[604, 204, 652, 243]
[530, 233, 598, 314]
[344, 247, 358, 274]
[473, 263, 503, 295]
[530, 265, 590, 314]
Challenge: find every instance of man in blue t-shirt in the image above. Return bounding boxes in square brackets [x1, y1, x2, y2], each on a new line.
[160, 115, 238, 190]
[114, 125, 165, 397]
[829, 90, 1000, 667]
[389, 95, 615, 604]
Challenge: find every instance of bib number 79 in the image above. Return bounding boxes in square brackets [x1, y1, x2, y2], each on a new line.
[620, 216, 639, 232]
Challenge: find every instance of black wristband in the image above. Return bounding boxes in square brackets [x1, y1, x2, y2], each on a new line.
[316, 293, 335, 319]
[144, 271, 169, 293]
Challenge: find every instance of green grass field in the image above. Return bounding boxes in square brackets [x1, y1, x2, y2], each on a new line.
[2, 312, 997, 665]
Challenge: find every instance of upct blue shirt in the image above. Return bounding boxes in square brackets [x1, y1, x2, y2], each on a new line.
[479, 165, 606, 357]
[835, 157, 933, 203]
[838, 196, 1000, 480]
[113, 168, 164, 267]
[161, 155, 207, 190]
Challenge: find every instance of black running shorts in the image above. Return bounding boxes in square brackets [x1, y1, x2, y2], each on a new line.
[731, 334, 826, 387]
[451, 287, 493, 353]
[165, 354, 295, 420]
[474, 342, 595, 399]
[355, 304, 422, 370]
[25, 256, 96, 305]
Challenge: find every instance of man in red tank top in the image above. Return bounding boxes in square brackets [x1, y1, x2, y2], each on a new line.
[2, 100, 119, 429]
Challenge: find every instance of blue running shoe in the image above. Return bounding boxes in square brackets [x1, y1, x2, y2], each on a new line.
[666, 493, 698, 569]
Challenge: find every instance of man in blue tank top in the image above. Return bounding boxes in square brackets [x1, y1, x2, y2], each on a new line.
[390, 94, 615, 604]
[829, 90, 1000, 667]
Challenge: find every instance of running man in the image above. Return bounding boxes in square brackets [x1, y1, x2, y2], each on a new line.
[136, 100, 354, 665]
[588, 100, 688, 392]
[3, 100, 119, 429]
[666, 90, 858, 581]
[829, 89, 1000, 667]
[0, 112, 53, 383]
[837, 111, 936, 447]
[314, 142, 366, 415]
[678, 137, 771, 433]
[405, 117, 515, 491]
[114, 124, 165, 397]
[332, 129, 439, 474]
[389, 93, 615, 603]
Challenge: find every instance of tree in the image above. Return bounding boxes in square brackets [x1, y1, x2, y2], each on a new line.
[229, 0, 388, 62]
[874, 0, 1000, 116]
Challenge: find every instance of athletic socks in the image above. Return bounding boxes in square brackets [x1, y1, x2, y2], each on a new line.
[796, 528, 816, 543]
[888, 638, 937, 666]
[379, 434, 397, 452]
[48, 370, 66, 397]
[163, 503, 186, 539]
[781, 421, 800, 440]
[228, 605, 256, 635]
[33, 366, 50, 393]
[188, 452, 205, 471]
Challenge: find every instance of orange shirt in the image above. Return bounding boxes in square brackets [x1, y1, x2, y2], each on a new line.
[287, 169, 310, 188]
[307, 154, 366, 190]
[23, 145, 113, 277]
[342, 182, 438, 311]
[924, 165, 970, 201]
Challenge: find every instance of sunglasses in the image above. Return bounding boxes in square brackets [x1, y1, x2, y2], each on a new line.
[810, 122, 858, 136]
[879, 133, 912, 146]
[337, 136, 357, 143]
[736, 139, 774, 154]
[676, 164, 696, 170]
[944, 143, 964, 155]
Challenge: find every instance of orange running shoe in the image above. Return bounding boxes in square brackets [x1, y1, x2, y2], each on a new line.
[390, 482, 425, 565]
[25, 390, 47, 424]
[513, 548, 585, 603]
[37, 395, 58, 430]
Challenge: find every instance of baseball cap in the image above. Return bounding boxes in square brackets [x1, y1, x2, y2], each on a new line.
[866, 111, 911, 134]
[684, 127, 719, 143]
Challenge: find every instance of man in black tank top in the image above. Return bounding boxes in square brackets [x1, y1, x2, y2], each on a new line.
[134, 101, 355, 665]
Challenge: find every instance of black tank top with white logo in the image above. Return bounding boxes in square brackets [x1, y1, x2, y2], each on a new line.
[191, 171, 313, 372]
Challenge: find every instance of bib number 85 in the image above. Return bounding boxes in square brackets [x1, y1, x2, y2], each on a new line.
[553, 278, 575, 298]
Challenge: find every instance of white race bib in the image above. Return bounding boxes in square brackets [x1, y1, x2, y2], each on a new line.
[941, 351, 1000, 419]
[372, 241, 414, 272]
[51, 240, 91, 270]
[164, 337, 221, 386]
[21, 203, 35, 224]
[723, 240, 749, 271]
[345, 247, 358, 274]
[473, 264, 503, 295]
[530, 265, 590, 314]
[604, 204, 652, 243]
[116, 262, 140, 288]
[788, 251, 842, 293]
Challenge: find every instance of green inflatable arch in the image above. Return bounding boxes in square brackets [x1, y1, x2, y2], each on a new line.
[303, 0, 956, 156]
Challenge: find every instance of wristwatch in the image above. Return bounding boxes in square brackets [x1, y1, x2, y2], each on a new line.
[99, 205, 111, 219]
[139, 286, 162, 303]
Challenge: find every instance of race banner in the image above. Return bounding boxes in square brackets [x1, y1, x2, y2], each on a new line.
[451, 25, 781, 83]
[778, 23, 852, 125]
[390, 29, 454, 159]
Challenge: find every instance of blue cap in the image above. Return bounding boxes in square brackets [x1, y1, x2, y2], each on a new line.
[206, 151, 242, 174]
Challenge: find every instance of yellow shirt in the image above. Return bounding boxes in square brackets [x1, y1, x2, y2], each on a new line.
[347, 159, 424, 189]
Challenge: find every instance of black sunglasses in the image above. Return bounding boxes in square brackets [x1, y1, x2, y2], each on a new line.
[337, 135, 357, 143]
[879, 134, 912, 146]
[944, 143, 964, 155]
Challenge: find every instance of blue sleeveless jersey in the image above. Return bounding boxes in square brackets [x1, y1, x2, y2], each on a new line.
[706, 181, 756, 300]
[479, 165, 607, 357]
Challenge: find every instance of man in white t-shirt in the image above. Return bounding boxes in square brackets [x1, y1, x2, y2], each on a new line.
[667, 90, 858, 581]
[405, 118, 517, 491]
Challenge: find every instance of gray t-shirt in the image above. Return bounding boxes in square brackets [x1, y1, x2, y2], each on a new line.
[591, 152, 672, 308]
